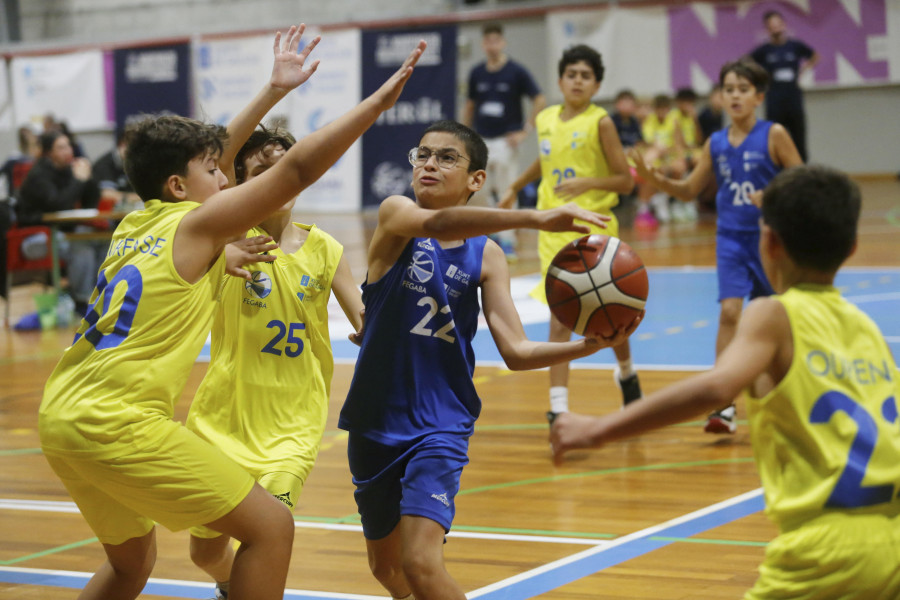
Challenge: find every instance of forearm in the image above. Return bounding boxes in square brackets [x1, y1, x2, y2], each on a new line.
[582, 174, 634, 196]
[222, 84, 289, 167]
[501, 338, 600, 371]
[422, 206, 546, 239]
[647, 171, 695, 200]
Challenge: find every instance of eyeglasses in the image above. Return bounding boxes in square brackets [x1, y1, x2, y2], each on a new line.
[407, 146, 470, 169]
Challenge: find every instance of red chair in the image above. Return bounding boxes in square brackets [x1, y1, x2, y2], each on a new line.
[4, 224, 54, 324]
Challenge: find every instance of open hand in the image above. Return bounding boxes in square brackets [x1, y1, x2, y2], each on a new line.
[270, 24, 321, 93]
[537, 202, 610, 233]
[584, 310, 644, 348]
[225, 235, 278, 280]
[373, 40, 427, 110]
[553, 177, 594, 201]
[628, 147, 657, 184]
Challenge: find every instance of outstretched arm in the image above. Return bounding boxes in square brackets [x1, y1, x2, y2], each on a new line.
[219, 24, 321, 185]
[480, 241, 636, 370]
[630, 140, 713, 201]
[175, 41, 428, 283]
[550, 296, 789, 460]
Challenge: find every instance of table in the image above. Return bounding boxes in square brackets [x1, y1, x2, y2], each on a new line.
[42, 208, 133, 295]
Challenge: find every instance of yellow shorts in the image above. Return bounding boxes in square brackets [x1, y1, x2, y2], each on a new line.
[532, 212, 620, 303]
[190, 470, 303, 539]
[43, 420, 255, 546]
[745, 513, 900, 599]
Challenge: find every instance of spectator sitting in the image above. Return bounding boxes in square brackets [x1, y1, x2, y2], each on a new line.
[93, 130, 143, 211]
[17, 130, 104, 315]
[698, 84, 725, 143]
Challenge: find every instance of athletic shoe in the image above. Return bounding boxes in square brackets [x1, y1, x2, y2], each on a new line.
[614, 368, 642, 406]
[634, 210, 659, 231]
[651, 193, 671, 223]
[704, 404, 737, 434]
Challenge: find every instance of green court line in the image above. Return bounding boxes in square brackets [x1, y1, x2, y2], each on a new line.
[452, 525, 615, 539]
[0, 537, 98, 566]
[457, 457, 756, 496]
[886, 205, 900, 228]
[0, 448, 42, 457]
[649, 536, 768, 547]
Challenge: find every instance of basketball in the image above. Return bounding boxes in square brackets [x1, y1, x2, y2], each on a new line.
[545, 235, 649, 339]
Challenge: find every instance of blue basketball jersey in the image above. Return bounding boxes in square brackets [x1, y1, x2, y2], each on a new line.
[710, 120, 780, 233]
[339, 236, 487, 445]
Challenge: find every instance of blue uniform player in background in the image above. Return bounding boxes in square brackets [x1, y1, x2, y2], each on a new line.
[632, 58, 802, 435]
[339, 120, 638, 600]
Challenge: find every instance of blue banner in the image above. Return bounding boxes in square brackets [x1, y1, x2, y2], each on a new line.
[113, 43, 191, 132]
[360, 25, 457, 208]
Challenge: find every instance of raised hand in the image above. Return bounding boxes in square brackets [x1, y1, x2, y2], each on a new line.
[536, 202, 610, 233]
[372, 40, 427, 111]
[270, 24, 321, 93]
[225, 235, 278, 280]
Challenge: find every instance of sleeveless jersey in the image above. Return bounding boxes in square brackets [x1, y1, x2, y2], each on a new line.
[674, 111, 698, 148]
[186, 224, 343, 477]
[536, 104, 618, 214]
[641, 111, 677, 149]
[710, 120, 779, 233]
[339, 236, 487, 445]
[39, 200, 225, 458]
[748, 285, 900, 532]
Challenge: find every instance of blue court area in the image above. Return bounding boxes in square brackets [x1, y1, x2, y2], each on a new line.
[199, 267, 900, 371]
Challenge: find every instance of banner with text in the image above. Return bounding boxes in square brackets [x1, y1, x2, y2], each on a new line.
[548, 0, 897, 99]
[10, 51, 109, 131]
[113, 43, 192, 132]
[360, 25, 457, 208]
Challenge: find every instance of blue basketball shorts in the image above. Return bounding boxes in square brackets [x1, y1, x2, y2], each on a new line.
[347, 433, 470, 540]
[716, 229, 774, 302]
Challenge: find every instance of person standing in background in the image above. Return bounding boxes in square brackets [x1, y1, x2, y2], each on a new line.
[750, 10, 818, 161]
[463, 23, 545, 261]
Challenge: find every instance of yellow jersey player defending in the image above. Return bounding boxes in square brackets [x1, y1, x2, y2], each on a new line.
[179, 27, 364, 600]
[36, 34, 426, 600]
[500, 44, 637, 423]
[552, 165, 900, 598]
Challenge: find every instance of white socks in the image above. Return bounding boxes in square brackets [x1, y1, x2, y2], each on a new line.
[617, 358, 635, 380]
[550, 386, 569, 413]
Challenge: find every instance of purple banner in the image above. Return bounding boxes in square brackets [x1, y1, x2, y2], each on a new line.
[668, 0, 889, 89]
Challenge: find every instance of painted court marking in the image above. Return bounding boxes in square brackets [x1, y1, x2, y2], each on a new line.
[0, 490, 764, 598]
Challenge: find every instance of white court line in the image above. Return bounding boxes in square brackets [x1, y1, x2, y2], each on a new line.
[467, 488, 764, 599]
[0, 498, 604, 546]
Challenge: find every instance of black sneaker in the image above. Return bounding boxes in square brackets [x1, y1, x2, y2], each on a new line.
[546, 411, 561, 426]
[615, 369, 642, 406]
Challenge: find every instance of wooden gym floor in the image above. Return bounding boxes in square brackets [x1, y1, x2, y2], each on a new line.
[1, 176, 897, 599]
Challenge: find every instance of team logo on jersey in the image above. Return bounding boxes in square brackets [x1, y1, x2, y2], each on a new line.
[430, 492, 450, 507]
[406, 251, 434, 283]
[245, 271, 272, 299]
[418, 238, 435, 251]
[540, 138, 551, 156]
[445, 264, 471, 285]
[273, 491, 294, 508]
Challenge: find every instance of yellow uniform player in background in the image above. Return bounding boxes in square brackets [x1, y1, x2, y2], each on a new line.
[501, 44, 638, 423]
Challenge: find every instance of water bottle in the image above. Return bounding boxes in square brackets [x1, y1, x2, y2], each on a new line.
[56, 293, 75, 327]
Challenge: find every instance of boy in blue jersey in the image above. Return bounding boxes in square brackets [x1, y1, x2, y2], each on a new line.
[552, 164, 900, 598]
[37, 34, 426, 600]
[632, 58, 802, 434]
[339, 120, 638, 600]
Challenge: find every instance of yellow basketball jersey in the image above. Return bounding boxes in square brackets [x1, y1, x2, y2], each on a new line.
[186, 224, 343, 480]
[674, 111, 698, 148]
[642, 110, 677, 148]
[39, 200, 225, 458]
[535, 103, 618, 214]
[748, 284, 900, 532]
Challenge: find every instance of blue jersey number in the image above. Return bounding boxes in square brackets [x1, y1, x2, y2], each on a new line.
[76, 265, 144, 350]
[261, 320, 305, 357]
[552, 167, 576, 187]
[809, 391, 898, 508]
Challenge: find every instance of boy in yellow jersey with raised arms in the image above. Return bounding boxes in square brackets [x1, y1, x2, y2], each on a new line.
[181, 27, 363, 600]
[552, 165, 900, 598]
[500, 44, 638, 422]
[37, 32, 426, 600]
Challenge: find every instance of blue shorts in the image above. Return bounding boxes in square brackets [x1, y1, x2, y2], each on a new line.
[348, 433, 469, 540]
[716, 229, 774, 302]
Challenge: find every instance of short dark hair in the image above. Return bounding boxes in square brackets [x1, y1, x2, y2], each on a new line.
[482, 23, 502, 37]
[234, 125, 297, 184]
[558, 44, 604, 83]
[652, 94, 671, 109]
[124, 114, 226, 202]
[761, 165, 861, 272]
[675, 88, 697, 102]
[719, 58, 769, 93]
[421, 120, 488, 173]
[39, 130, 66, 155]
[615, 89, 636, 102]
[763, 10, 783, 23]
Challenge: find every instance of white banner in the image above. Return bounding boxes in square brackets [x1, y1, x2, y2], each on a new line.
[10, 51, 109, 131]
[287, 27, 362, 213]
[0, 59, 12, 130]
[192, 28, 362, 212]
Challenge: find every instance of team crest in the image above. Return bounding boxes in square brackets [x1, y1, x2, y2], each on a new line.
[245, 271, 272, 299]
[406, 251, 435, 283]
